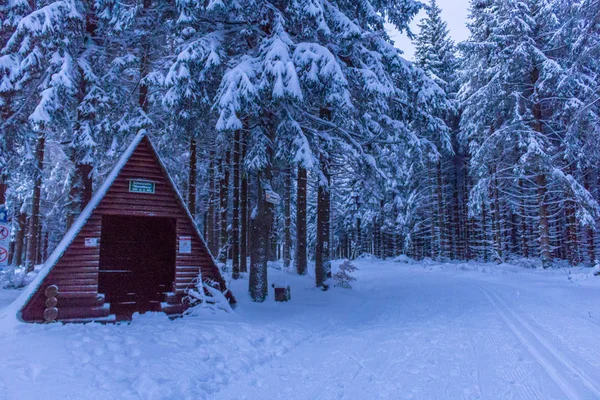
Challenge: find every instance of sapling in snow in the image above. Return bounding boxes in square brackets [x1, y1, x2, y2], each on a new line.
[333, 260, 358, 289]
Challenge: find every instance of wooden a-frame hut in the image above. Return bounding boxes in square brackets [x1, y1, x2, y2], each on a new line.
[17, 131, 235, 322]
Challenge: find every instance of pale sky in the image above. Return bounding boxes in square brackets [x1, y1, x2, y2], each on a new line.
[386, 0, 471, 60]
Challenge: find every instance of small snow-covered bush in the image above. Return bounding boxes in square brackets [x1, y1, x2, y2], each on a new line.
[393, 254, 414, 264]
[185, 279, 234, 315]
[0, 266, 35, 289]
[594, 260, 600, 276]
[333, 259, 358, 289]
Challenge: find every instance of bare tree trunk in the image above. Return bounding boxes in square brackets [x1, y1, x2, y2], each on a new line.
[0, 181, 6, 204]
[315, 153, 331, 288]
[295, 165, 307, 274]
[12, 206, 27, 266]
[25, 131, 45, 272]
[519, 179, 529, 258]
[207, 150, 218, 256]
[249, 116, 275, 300]
[187, 132, 197, 216]
[218, 151, 230, 262]
[249, 175, 269, 301]
[240, 138, 248, 273]
[537, 173, 551, 266]
[283, 166, 292, 269]
[584, 170, 596, 264]
[232, 130, 241, 279]
[436, 160, 446, 259]
[492, 176, 502, 262]
[481, 201, 488, 262]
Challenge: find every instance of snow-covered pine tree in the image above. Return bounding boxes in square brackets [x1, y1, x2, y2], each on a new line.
[412, 0, 460, 260]
[461, 0, 599, 266]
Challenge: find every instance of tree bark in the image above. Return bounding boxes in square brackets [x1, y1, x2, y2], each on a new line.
[12, 206, 27, 266]
[207, 149, 218, 256]
[283, 166, 292, 269]
[315, 154, 331, 288]
[519, 179, 529, 258]
[218, 151, 230, 262]
[537, 173, 551, 266]
[584, 170, 596, 264]
[187, 132, 197, 216]
[436, 160, 445, 259]
[295, 165, 307, 275]
[249, 175, 269, 301]
[232, 130, 241, 279]
[25, 131, 45, 272]
[240, 137, 248, 273]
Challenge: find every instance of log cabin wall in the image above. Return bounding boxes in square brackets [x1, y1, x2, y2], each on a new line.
[21, 136, 231, 322]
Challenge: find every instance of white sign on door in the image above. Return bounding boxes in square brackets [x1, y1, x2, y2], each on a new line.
[0, 222, 10, 269]
[179, 236, 192, 254]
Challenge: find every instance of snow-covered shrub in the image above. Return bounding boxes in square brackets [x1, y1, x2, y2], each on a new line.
[594, 260, 600, 276]
[185, 278, 234, 315]
[393, 254, 414, 264]
[333, 260, 358, 289]
[267, 260, 284, 271]
[0, 266, 36, 289]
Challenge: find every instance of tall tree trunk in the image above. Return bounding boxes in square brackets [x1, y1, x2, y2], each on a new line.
[218, 151, 230, 262]
[492, 176, 502, 262]
[66, 2, 97, 230]
[249, 175, 269, 301]
[138, 0, 152, 114]
[519, 179, 529, 258]
[584, 170, 596, 265]
[565, 167, 580, 265]
[530, 67, 551, 267]
[537, 173, 551, 266]
[249, 116, 275, 300]
[481, 201, 488, 262]
[283, 166, 292, 269]
[436, 160, 446, 259]
[187, 132, 197, 216]
[295, 165, 307, 274]
[25, 131, 45, 272]
[12, 206, 27, 266]
[207, 149, 218, 256]
[0, 180, 6, 204]
[315, 154, 331, 288]
[232, 130, 241, 279]
[240, 138, 248, 274]
[356, 202, 362, 259]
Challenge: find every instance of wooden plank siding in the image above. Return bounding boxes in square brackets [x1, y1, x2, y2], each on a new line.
[21, 136, 233, 322]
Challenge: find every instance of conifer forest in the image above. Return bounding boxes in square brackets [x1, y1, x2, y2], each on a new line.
[2, 0, 600, 300]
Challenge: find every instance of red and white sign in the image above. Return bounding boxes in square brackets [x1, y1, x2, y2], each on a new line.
[179, 236, 192, 254]
[0, 247, 8, 266]
[0, 222, 9, 268]
[0, 225, 8, 241]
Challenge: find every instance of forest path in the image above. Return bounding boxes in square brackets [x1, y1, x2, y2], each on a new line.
[215, 260, 600, 400]
[1, 260, 600, 400]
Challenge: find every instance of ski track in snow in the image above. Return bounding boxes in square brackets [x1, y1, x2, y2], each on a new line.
[1, 260, 600, 400]
[479, 287, 600, 400]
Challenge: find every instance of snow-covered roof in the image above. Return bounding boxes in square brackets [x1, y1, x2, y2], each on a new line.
[2, 130, 148, 326]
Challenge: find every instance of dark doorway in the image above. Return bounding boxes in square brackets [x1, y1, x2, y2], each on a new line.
[99, 215, 176, 319]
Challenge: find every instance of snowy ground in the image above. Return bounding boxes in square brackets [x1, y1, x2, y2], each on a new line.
[1, 259, 600, 400]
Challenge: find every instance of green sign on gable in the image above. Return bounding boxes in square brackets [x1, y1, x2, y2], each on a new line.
[129, 180, 155, 194]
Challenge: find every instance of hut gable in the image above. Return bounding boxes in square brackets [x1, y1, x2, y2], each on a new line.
[14, 131, 234, 323]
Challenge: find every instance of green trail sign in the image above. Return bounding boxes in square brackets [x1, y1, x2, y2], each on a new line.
[129, 180, 155, 194]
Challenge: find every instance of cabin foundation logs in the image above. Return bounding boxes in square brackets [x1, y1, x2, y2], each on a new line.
[44, 285, 59, 322]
